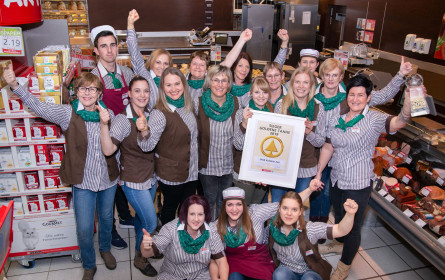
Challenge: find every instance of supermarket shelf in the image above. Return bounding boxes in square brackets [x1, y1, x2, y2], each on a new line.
[12, 209, 74, 219]
[43, 9, 87, 13]
[0, 187, 71, 198]
[0, 138, 65, 147]
[0, 164, 61, 173]
[68, 22, 88, 27]
[0, 111, 38, 120]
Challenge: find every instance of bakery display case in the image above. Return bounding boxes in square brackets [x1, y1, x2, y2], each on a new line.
[369, 112, 445, 274]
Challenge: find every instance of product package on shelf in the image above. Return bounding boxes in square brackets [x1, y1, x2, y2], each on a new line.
[44, 169, 61, 189]
[0, 148, 14, 169]
[0, 198, 24, 216]
[0, 60, 12, 89]
[24, 171, 39, 190]
[27, 195, 41, 214]
[17, 146, 32, 168]
[0, 121, 8, 143]
[70, 47, 95, 70]
[0, 174, 19, 193]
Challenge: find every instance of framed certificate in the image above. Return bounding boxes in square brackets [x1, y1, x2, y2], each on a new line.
[238, 110, 305, 189]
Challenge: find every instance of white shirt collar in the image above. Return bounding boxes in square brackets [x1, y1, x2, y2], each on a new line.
[177, 222, 210, 231]
[77, 102, 85, 111]
[125, 105, 134, 118]
[97, 61, 122, 77]
[167, 103, 176, 112]
[150, 70, 157, 79]
[341, 104, 370, 119]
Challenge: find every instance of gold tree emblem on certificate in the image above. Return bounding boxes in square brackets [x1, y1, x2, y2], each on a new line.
[261, 136, 284, 158]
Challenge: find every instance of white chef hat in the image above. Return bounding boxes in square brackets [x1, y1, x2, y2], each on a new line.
[90, 25, 117, 44]
[223, 187, 245, 200]
[300, 49, 319, 59]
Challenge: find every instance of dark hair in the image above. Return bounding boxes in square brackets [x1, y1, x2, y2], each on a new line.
[94, 31, 116, 48]
[216, 199, 256, 244]
[189, 51, 210, 67]
[179, 195, 212, 224]
[129, 75, 149, 91]
[346, 75, 373, 96]
[74, 72, 103, 93]
[231, 52, 253, 84]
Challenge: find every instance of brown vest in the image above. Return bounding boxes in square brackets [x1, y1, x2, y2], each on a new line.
[154, 109, 193, 182]
[59, 108, 119, 185]
[119, 109, 154, 183]
[290, 103, 320, 169]
[197, 96, 239, 170]
[339, 98, 349, 115]
[297, 227, 333, 280]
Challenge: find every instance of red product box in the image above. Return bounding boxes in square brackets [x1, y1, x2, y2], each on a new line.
[43, 194, 58, 212]
[49, 145, 64, 165]
[56, 193, 69, 210]
[24, 171, 39, 190]
[12, 122, 26, 141]
[44, 124, 58, 139]
[44, 169, 60, 189]
[34, 144, 50, 166]
[31, 123, 46, 140]
[27, 196, 41, 213]
[9, 98, 24, 112]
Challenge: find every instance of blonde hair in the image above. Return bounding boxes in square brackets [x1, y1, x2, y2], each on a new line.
[280, 67, 316, 115]
[155, 67, 193, 113]
[203, 65, 233, 93]
[263, 61, 283, 76]
[251, 76, 271, 95]
[318, 58, 345, 80]
[145, 49, 173, 71]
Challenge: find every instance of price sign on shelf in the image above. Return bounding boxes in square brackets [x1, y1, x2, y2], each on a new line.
[0, 27, 25, 56]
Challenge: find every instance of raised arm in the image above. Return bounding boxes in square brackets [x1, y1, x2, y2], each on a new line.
[299, 179, 323, 202]
[389, 86, 423, 133]
[127, 10, 150, 78]
[220, 29, 252, 68]
[332, 199, 358, 238]
[273, 29, 289, 66]
[369, 56, 412, 106]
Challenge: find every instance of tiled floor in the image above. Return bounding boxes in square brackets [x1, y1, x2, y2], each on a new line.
[4, 209, 444, 280]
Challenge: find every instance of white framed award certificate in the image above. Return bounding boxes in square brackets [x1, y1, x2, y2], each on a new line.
[238, 110, 305, 189]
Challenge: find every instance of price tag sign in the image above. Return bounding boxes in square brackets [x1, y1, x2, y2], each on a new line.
[402, 174, 412, 184]
[415, 219, 427, 228]
[426, 170, 433, 176]
[384, 194, 395, 202]
[385, 146, 393, 154]
[405, 156, 412, 164]
[403, 209, 414, 218]
[378, 189, 388, 196]
[437, 177, 444, 186]
[438, 236, 445, 247]
[421, 187, 432, 197]
[0, 27, 25, 56]
[388, 165, 397, 174]
[397, 151, 406, 158]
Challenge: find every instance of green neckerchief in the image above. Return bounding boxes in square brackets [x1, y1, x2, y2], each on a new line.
[269, 215, 300, 246]
[71, 99, 107, 122]
[177, 220, 209, 254]
[288, 97, 315, 121]
[335, 113, 364, 132]
[231, 83, 251, 97]
[271, 94, 284, 109]
[166, 94, 185, 108]
[188, 79, 205, 89]
[224, 224, 247, 248]
[107, 72, 123, 88]
[201, 89, 235, 122]
[153, 76, 160, 88]
[315, 82, 347, 111]
[249, 98, 270, 112]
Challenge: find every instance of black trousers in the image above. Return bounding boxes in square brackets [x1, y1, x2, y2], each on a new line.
[330, 181, 372, 265]
[159, 180, 198, 225]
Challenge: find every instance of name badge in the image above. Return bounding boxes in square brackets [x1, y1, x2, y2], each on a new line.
[247, 246, 256, 251]
[201, 247, 209, 253]
[306, 249, 313, 256]
[352, 126, 360, 133]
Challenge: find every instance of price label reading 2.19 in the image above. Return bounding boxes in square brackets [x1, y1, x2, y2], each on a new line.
[0, 27, 25, 56]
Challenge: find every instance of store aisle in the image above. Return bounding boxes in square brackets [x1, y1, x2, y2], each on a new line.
[4, 209, 444, 280]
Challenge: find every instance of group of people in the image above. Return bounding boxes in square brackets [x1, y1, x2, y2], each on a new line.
[2, 7, 424, 280]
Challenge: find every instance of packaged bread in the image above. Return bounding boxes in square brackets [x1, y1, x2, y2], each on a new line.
[418, 197, 444, 216]
[77, 1, 86, 10]
[419, 186, 445, 200]
[68, 1, 77, 10]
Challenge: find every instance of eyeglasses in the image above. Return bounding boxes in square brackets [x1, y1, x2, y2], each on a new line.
[323, 73, 340, 80]
[265, 74, 282, 80]
[77, 86, 99, 94]
[211, 78, 229, 85]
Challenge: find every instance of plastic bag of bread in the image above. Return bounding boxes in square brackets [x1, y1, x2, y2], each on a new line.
[77, 1, 86, 10]
[57, 1, 66, 10]
[68, 1, 77, 10]
[44, 1, 53, 9]
[419, 186, 445, 200]
[418, 197, 444, 216]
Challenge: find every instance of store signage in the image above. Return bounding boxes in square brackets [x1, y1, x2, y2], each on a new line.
[0, 0, 42, 26]
[0, 27, 24, 56]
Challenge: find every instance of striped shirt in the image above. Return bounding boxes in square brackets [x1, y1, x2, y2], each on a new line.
[273, 222, 332, 274]
[274, 100, 325, 178]
[215, 202, 279, 245]
[126, 29, 159, 109]
[91, 61, 134, 93]
[231, 108, 247, 180]
[153, 218, 225, 280]
[193, 97, 236, 177]
[109, 106, 156, 190]
[138, 104, 198, 185]
[329, 105, 393, 190]
[13, 86, 118, 191]
[187, 73, 205, 99]
[273, 48, 288, 66]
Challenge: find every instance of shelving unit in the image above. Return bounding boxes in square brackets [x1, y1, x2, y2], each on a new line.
[0, 86, 79, 265]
